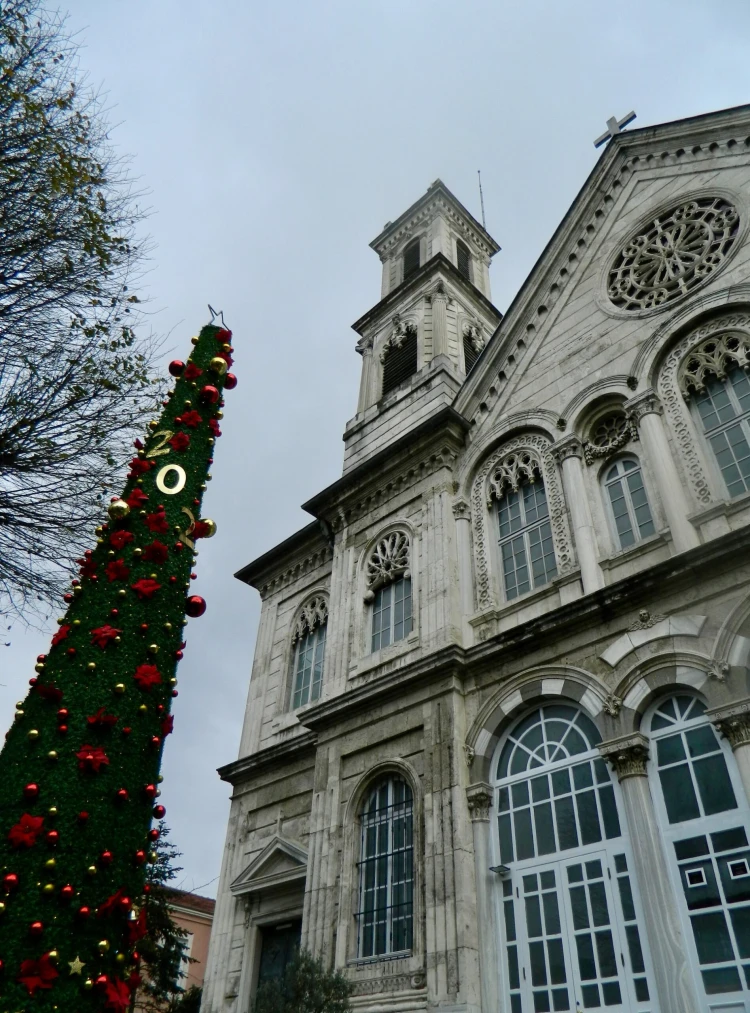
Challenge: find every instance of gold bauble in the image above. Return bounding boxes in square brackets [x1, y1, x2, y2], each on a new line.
[222, 342, 232, 352]
[209, 356, 228, 376]
[117, 588, 127, 598]
[98, 939, 110, 953]
[48, 950, 59, 961]
[44, 857, 56, 869]
[42, 883, 55, 894]
[115, 952, 126, 965]
[148, 851, 158, 864]
[87, 865, 97, 876]
[184, 400, 192, 408]
[148, 644, 159, 655]
[34, 662, 45, 673]
[206, 473, 212, 481]
[138, 704, 148, 714]
[107, 499, 131, 520]
[114, 683, 125, 694]
[28, 729, 39, 741]
[47, 750, 58, 761]
[73, 619, 81, 626]
[48, 806, 58, 817]
[114, 636, 121, 644]
[74, 585, 83, 594]
[216, 410, 224, 419]
[84, 977, 94, 989]
[14, 709, 24, 719]
[87, 662, 96, 672]
[208, 436, 215, 445]
[148, 420, 158, 429]
[133, 547, 142, 557]
[149, 572, 157, 579]
[95, 526, 103, 535]
[190, 336, 199, 345]
[164, 622, 173, 631]
[157, 774, 164, 782]
[0, 901, 6, 913]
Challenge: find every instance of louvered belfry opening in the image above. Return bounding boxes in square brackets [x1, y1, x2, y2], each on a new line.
[402, 238, 421, 281]
[456, 239, 471, 280]
[463, 333, 480, 373]
[382, 329, 418, 396]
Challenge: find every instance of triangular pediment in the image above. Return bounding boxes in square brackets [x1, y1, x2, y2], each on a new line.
[230, 834, 308, 897]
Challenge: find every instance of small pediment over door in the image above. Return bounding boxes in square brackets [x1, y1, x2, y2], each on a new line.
[230, 835, 308, 897]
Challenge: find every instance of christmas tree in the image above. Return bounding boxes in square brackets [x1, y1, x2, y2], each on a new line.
[0, 321, 236, 1011]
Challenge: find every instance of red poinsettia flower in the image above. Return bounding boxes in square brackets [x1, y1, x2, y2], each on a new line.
[106, 558, 131, 583]
[91, 625, 122, 649]
[142, 540, 169, 564]
[179, 409, 203, 428]
[126, 488, 149, 509]
[216, 327, 232, 342]
[51, 625, 70, 647]
[161, 714, 174, 737]
[104, 976, 132, 1013]
[128, 457, 151, 477]
[87, 707, 118, 730]
[144, 510, 169, 534]
[18, 952, 59, 995]
[184, 361, 203, 380]
[8, 813, 44, 848]
[133, 664, 162, 691]
[79, 557, 98, 578]
[76, 744, 110, 773]
[97, 886, 129, 917]
[218, 348, 233, 368]
[110, 530, 134, 550]
[131, 578, 161, 600]
[192, 520, 213, 539]
[34, 682, 63, 704]
[127, 906, 148, 945]
[168, 431, 190, 452]
[209, 418, 221, 438]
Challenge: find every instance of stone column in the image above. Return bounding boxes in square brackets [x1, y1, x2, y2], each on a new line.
[467, 783, 500, 1013]
[599, 733, 701, 1013]
[453, 499, 475, 628]
[708, 697, 750, 805]
[626, 390, 700, 553]
[356, 335, 374, 413]
[552, 436, 604, 593]
[431, 283, 448, 361]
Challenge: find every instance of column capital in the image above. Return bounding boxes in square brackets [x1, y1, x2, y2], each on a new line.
[707, 697, 750, 750]
[598, 732, 650, 780]
[429, 280, 448, 303]
[625, 388, 664, 423]
[551, 434, 584, 465]
[466, 782, 493, 822]
[452, 498, 471, 520]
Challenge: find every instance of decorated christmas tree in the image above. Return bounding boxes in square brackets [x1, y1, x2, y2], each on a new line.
[0, 320, 236, 1011]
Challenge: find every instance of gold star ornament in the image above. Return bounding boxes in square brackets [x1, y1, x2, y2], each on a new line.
[69, 955, 85, 975]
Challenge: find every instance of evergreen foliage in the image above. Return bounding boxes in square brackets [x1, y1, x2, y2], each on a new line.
[252, 952, 353, 1013]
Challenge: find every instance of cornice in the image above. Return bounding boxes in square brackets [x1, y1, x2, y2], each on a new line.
[234, 521, 333, 598]
[217, 730, 318, 785]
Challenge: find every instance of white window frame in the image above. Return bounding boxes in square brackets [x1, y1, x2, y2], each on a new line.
[290, 621, 326, 710]
[495, 479, 557, 602]
[691, 365, 750, 500]
[600, 455, 656, 551]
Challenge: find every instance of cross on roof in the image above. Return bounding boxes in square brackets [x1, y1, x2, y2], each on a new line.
[594, 111, 637, 148]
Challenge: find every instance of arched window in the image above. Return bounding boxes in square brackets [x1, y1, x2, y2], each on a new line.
[693, 365, 750, 498]
[648, 693, 750, 1002]
[462, 321, 482, 374]
[496, 478, 557, 600]
[493, 705, 652, 1011]
[456, 238, 471, 281]
[356, 777, 414, 957]
[365, 532, 413, 653]
[290, 596, 328, 709]
[402, 238, 421, 281]
[381, 319, 418, 397]
[602, 457, 655, 550]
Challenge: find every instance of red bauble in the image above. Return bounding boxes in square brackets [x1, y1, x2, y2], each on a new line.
[199, 384, 220, 404]
[168, 359, 185, 377]
[37, 653, 47, 663]
[185, 595, 206, 618]
[78, 811, 90, 824]
[23, 783, 39, 800]
[58, 725, 68, 735]
[96, 974, 109, 987]
[29, 921, 44, 936]
[143, 884, 151, 894]
[110, 608, 119, 617]
[77, 905, 91, 918]
[140, 623, 149, 633]
[148, 828, 160, 841]
[116, 788, 129, 802]
[144, 784, 157, 799]
[175, 650, 184, 660]
[134, 850, 146, 865]
[100, 850, 113, 866]
[119, 895, 132, 913]
[57, 708, 68, 722]
[3, 873, 19, 891]
[63, 593, 73, 603]
[46, 830, 59, 846]
[60, 884, 74, 901]
[67, 647, 76, 657]
[150, 736, 161, 749]
[122, 727, 132, 736]
[172, 689, 179, 697]
[153, 804, 166, 819]
[224, 372, 238, 390]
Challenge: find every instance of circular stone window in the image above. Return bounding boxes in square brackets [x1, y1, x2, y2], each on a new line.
[607, 197, 739, 311]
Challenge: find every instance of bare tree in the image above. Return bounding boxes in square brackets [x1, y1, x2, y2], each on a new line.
[0, 0, 162, 620]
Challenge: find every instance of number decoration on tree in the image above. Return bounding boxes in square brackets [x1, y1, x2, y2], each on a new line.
[0, 322, 236, 1010]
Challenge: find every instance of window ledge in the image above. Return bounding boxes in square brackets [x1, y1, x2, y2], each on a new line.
[469, 574, 575, 628]
[598, 531, 671, 571]
[349, 633, 419, 679]
[270, 711, 300, 734]
[688, 490, 750, 526]
[347, 951, 412, 967]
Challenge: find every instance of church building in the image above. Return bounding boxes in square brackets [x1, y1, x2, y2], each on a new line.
[201, 104, 750, 1013]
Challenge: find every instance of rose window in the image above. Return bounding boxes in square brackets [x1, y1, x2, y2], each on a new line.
[607, 197, 739, 311]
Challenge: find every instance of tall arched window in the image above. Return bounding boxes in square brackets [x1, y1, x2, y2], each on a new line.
[602, 457, 655, 550]
[290, 596, 328, 709]
[693, 365, 750, 498]
[456, 238, 471, 280]
[648, 694, 750, 1002]
[402, 237, 421, 281]
[365, 532, 413, 653]
[497, 479, 557, 600]
[381, 320, 418, 397]
[356, 777, 414, 958]
[493, 704, 652, 1012]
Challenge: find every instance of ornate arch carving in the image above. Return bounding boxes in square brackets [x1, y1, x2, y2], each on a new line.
[364, 529, 410, 600]
[292, 593, 329, 643]
[471, 434, 574, 610]
[380, 314, 417, 363]
[658, 311, 750, 505]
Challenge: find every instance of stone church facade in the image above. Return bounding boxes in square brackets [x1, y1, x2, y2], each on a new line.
[202, 104, 750, 1013]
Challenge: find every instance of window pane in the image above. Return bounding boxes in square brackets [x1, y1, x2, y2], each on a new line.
[659, 765, 701, 823]
[694, 754, 737, 815]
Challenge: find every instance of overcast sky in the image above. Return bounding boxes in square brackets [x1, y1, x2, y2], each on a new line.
[3, 0, 750, 895]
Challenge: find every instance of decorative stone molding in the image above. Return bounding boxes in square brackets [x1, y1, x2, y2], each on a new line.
[709, 660, 730, 682]
[582, 411, 638, 465]
[463, 743, 475, 767]
[466, 782, 493, 822]
[452, 499, 471, 521]
[462, 320, 485, 353]
[708, 698, 750, 750]
[602, 695, 623, 718]
[658, 312, 750, 506]
[625, 389, 664, 423]
[380, 315, 417, 363]
[355, 334, 374, 354]
[628, 609, 668, 632]
[607, 197, 739, 312]
[679, 330, 750, 398]
[364, 530, 410, 600]
[350, 971, 427, 996]
[292, 595, 329, 642]
[598, 733, 650, 780]
[472, 434, 574, 609]
[550, 435, 584, 465]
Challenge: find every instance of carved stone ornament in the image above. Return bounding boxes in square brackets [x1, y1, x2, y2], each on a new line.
[679, 330, 750, 399]
[708, 698, 750, 750]
[380, 314, 417, 363]
[452, 499, 471, 521]
[659, 312, 750, 506]
[582, 411, 638, 465]
[472, 435, 575, 610]
[602, 695, 623, 718]
[462, 321, 485, 354]
[466, 782, 493, 822]
[709, 660, 730, 682]
[625, 389, 663, 424]
[292, 595, 329, 642]
[628, 609, 667, 632]
[607, 197, 739, 312]
[364, 530, 410, 599]
[464, 743, 475, 767]
[351, 972, 426, 997]
[598, 733, 649, 780]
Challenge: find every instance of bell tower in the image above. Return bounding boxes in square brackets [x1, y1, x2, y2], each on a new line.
[344, 179, 501, 473]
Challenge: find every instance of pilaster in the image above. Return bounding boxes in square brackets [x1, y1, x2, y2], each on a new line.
[465, 783, 499, 1013]
[708, 696, 750, 806]
[551, 435, 604, 593]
